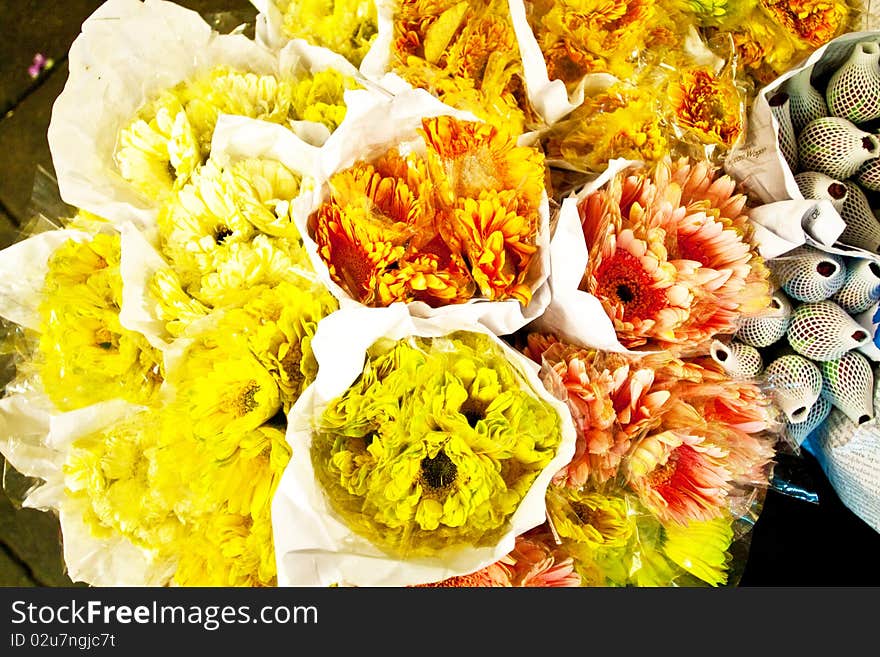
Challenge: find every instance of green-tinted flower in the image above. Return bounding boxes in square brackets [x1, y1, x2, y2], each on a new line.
[311, 331, 563, 557]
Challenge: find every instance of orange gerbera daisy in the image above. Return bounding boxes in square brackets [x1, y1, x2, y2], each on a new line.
[313, 202, 410, 304]
[578, 157, 770, 354]
[525, 334, 775, 525]
[625, 429, 731, 525]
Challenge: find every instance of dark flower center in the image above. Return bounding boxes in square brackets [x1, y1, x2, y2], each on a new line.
[460, 398, 488, 428]
[421, 450, 457, 490]
[237, 380, 260, 416]
[594, 250, 668, 322]
[571, 502, 597, 526]
[214, 225, 234, 244]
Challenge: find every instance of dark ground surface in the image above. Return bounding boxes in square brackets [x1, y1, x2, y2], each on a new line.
[0, 0, 879, 588]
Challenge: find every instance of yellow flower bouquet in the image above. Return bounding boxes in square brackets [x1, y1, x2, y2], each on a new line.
[49, 0, 362, 231]
[273, 304, 575, 586]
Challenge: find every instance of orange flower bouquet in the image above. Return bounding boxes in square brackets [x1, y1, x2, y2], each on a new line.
[299, 88, 553, 335]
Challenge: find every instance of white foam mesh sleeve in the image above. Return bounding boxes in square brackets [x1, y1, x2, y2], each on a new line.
[786, 300, 871, 361]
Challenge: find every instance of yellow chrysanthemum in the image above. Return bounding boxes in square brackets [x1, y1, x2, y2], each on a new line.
[38, 234, 163, 411]
[312, 332, 563, 557]
[64, 410, 182, 552]
[420, 115, 545, 210]
[170, 344, 281, 456]
[710, 0, 851, 85]
[158, 157, 304, 280]
[662, 515, 734, 586]
[116, 66, 355, 200]
[451, 191, 537, 304]
[547, 487, 634, 548]
[116, 92, 202, 201]
[528, 0, 659, 87]
[245, 280, 339, 409]
[668, 66, 743, 149]
[153, 156, 312, 327]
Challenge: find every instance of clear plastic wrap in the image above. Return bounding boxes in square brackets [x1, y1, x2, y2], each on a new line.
[487, 332, 779, 587]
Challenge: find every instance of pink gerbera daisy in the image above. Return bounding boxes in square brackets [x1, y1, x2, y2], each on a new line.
[578, 157, 771, 354]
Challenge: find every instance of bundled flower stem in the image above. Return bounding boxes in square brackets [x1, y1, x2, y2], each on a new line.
[311, 114, 546, 308]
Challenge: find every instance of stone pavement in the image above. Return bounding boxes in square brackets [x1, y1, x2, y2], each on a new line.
[0, 0, 256, 587]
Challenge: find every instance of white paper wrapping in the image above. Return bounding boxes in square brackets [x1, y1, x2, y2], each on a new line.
[0, 395, 172, 586]
[273, 303, 577, 586]
[0, 229, 91, 331]
[49, 0, 276, 229]
[528, 158, 638, 353]
[299, 86, 553, 336]
[49, 0, 359, 231]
